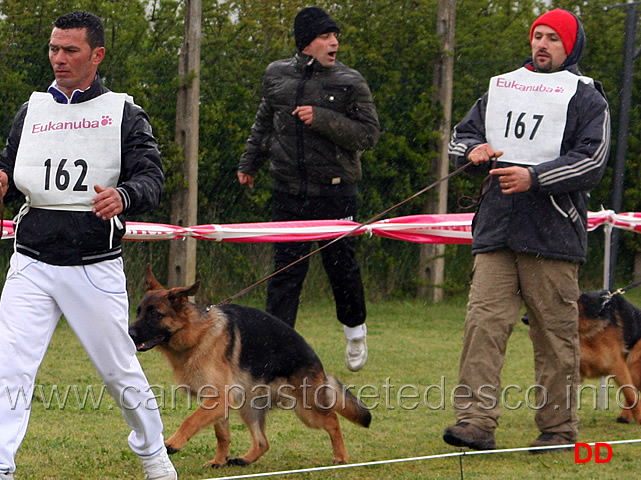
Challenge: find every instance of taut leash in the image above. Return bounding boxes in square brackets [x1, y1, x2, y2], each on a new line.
[216, 161, 473, 306]
[611, 279, 641, 297]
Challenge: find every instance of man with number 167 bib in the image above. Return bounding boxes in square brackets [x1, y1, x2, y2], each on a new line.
[443, 9, 610, 452]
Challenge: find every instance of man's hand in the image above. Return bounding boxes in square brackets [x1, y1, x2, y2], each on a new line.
[491, 166, 532, 194]
[92, 185, 123, 220]
[292, 105, 314, 125]
[468, 143, 504, 165]
[237, 172, 255, 188]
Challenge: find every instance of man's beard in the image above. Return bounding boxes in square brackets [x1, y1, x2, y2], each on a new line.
[533, 59, 554, 73]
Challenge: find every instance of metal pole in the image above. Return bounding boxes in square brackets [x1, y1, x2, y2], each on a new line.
[605, 3, 638, 290]
[600, 0, 639, 408]
[600, 222, 614, 409]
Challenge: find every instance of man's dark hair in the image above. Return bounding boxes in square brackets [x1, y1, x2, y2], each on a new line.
[53, 11, 105, 50]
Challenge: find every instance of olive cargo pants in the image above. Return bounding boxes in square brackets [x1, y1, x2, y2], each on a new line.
[454, 249, 580, 440]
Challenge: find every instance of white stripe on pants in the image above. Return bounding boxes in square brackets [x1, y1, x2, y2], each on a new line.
[0, 253, 165, 473]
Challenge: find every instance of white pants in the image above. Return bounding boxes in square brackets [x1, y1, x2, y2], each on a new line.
[0, 253, 165, 473]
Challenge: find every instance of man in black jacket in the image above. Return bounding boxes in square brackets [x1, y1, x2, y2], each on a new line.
[443, 9, 610, 452]
[238, 7, 380, 372]
[0, 11, 176, 480]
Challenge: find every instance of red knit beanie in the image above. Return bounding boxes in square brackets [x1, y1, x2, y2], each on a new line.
[530, 9, 578, 55]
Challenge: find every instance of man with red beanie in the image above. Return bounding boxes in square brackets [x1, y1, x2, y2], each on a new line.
[443, 9, 610, 452]
[238, 7, 380, 371]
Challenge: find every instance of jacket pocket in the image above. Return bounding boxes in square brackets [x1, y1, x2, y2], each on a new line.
[549, 193, 587, 252]
[320, 84, 353, 112]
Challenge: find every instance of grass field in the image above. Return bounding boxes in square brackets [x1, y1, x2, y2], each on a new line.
[13, 288, 641, 479]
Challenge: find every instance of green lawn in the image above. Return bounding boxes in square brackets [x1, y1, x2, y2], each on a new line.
[15, 290, 641, 479]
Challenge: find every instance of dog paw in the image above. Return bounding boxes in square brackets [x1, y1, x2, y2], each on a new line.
[226, 457, 251, 467]
[616, 415, 631, 424]
[332, 458, 348, 465]
[204, 461, 227, 469]
[166, 444, 180, 455]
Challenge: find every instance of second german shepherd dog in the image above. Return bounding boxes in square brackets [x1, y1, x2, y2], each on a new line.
[524, 290, 641, 424]
[577, 290, 641, 424]
[129, 265, 371, 467]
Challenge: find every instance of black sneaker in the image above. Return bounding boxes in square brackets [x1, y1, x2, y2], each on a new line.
[443, 422, 496, 450]
[528, 432, 575, 454]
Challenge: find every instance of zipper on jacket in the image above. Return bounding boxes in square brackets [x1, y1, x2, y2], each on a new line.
[295, 59, 314, 195]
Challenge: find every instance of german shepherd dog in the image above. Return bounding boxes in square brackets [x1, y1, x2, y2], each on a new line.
[523, 290, 641, 424]
[129, 265, 371, 467]
[577, 290, 641, 424]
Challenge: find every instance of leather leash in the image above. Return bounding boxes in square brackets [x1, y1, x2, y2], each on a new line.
[216, 161, 473, 306]
[458, 157, 498, 209]
[611, 279, 641, 297]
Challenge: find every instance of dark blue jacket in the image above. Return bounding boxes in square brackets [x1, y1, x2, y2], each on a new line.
[448, 58, 610, 263]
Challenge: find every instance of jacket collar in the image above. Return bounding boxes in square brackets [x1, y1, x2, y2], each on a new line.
[47, 75, 108, 104]
[294, 52, 335, 72]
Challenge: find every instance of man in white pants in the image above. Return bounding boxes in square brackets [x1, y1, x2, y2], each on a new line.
[0, 11, 176, 480]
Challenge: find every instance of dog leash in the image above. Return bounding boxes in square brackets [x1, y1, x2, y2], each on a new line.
[611, 279, 641, 297]
[457, 157, 498, 210]
[216, 161, 473, 306]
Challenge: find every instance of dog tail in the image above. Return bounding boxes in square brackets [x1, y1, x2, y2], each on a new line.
[327, 374, 372, 428]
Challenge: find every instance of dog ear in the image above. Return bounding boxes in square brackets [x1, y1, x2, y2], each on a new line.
[185, 280, 201, 297]
[167, 281, 201, 305]
[144, 263, 165, 292]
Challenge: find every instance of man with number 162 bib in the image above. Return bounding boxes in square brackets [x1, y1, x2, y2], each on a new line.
[443, 9, 610, 452]
[0, 10, 176, 480]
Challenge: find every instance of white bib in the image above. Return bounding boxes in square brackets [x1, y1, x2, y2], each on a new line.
[485, 67, 593, 165]
[14, 92, 128, 210]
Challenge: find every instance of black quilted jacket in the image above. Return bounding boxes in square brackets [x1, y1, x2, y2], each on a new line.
[239, 52, 380, 197]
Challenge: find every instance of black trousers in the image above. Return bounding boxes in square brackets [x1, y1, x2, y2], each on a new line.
[266, 190, 367, 328]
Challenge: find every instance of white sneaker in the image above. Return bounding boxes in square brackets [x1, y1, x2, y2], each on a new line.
[0, 472, 14, 480]
[141, 449, 177, 480]
[345, 324, 368, 371]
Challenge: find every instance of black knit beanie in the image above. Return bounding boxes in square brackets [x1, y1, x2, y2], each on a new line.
[294, 7, 340, 51]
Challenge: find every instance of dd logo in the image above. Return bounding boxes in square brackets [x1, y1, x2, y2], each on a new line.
[574, 442, 612, 463]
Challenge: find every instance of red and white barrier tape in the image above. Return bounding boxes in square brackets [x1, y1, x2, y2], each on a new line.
[1, 209, 636, 244]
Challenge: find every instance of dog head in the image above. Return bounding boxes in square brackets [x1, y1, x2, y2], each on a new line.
[578, 290, 614, 320]
[129, 264, 201, 352]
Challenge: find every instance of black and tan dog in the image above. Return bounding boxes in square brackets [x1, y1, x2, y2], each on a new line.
[129, 265, 371, 468]
[577, 290, 641, 424]
[523, 290, 641, 424]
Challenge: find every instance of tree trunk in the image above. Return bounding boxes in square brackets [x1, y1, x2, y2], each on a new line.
[168, 0, 202, 287]
[419, 0, 456, 301]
